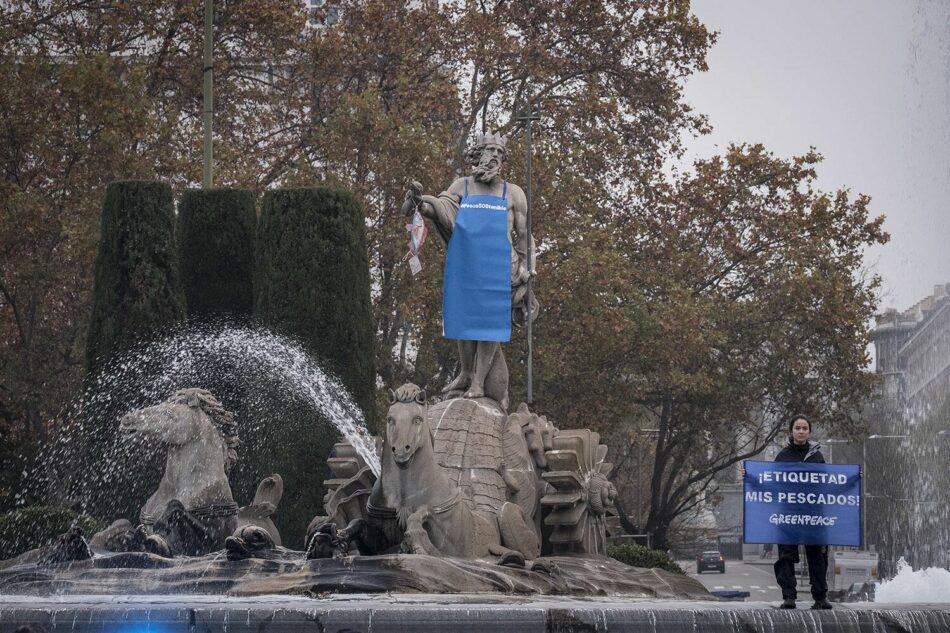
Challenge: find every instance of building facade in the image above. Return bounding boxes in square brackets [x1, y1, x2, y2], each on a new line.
[873, 283, 950, 416]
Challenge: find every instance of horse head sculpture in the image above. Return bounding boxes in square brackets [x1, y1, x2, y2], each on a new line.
[386, 383, 429, 467]
[118, 388, 240, 555]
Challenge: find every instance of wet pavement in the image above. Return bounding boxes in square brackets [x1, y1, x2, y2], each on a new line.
[681, 557, 785, 602]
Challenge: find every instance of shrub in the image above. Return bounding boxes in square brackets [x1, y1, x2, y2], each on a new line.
[253, 187, 375, 547]
[178, 189, 256, 318]
[607, 543, 685, 575]
[0, 506, 105, 560]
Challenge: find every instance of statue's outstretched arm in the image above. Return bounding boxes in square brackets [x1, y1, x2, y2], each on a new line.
[420, 193, 459, 244]
[403, 180, 462, 245]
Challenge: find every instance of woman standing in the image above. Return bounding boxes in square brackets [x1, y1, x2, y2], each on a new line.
[773, 414, 833, 610]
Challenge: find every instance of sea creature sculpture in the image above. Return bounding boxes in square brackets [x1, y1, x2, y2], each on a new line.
[224, 525, 277, 560]
[306, 388, 614, 566]
[501, 403, 557, 540]
[42, 524, 92, 565]
[366, 384, 539, 565]
[541, 429, 617, 555]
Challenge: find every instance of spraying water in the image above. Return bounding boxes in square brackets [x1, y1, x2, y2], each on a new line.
[21, 322, 379, 524]
[875, 557, 950, 603]
[864, 392, 950, 578]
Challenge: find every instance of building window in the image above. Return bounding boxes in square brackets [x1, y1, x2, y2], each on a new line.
[305, 0, 338, 26]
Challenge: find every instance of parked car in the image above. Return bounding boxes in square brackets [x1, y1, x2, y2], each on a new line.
[845, 581, 878, 602]
[697, 550, 726, 573]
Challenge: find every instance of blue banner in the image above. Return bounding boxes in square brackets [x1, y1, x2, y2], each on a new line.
[743, 460, 861, 546]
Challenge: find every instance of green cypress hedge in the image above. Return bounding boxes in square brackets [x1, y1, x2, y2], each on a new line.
[85, 181, 185, 377]
[80, 181, 184, 522]
[178, 189, 256, 318]
[253, 187, 376, 547]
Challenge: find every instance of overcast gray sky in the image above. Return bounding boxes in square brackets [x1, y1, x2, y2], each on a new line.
[682, 0, 950, 312]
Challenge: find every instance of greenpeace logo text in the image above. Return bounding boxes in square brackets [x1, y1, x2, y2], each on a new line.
[769, 513, 838, 526]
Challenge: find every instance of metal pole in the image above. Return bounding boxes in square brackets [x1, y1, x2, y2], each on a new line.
[516, 105, 540, 404]
[525, 115, 534, 405]
[202, 0, 214, 189]
[862, 440, 867, 549]
[636, 442, 643, 528]
[518, 101, 541, 404]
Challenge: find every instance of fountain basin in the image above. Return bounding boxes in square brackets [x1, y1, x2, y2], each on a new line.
[1, 593, 949, 632]
[0, 551, 707, 598]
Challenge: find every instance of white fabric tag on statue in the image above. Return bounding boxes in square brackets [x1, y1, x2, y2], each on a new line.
[409, 255, 422, 276]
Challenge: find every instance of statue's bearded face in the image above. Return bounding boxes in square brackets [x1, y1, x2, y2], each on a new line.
[473, 142, 505, 184]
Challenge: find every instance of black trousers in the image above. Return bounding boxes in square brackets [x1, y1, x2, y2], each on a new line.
[774, 544, 828, 600]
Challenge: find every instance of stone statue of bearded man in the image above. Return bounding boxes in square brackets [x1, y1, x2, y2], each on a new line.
[404, 132, 537, 408]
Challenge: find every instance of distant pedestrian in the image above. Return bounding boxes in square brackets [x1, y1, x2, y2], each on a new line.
[761, 543, 774, 559]
[773, 414, 832, 610]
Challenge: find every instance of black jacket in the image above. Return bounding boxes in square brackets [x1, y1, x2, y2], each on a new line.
[774, 440, 825, 463]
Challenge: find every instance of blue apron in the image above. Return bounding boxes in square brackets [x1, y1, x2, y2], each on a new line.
[443, 178, 511, 342]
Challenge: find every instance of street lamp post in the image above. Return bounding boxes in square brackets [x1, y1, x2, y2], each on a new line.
[202, 0, 214, 188]
[823, 438, 852, 464]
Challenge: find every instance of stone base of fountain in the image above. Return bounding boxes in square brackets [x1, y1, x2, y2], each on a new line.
[3, 551, 949, 632]
[0, 549, 707, 598]
[1, 593, 949, 632]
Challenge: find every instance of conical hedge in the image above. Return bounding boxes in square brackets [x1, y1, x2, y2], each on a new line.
[81, 180, 185, 521]
[177, 189, 256, 318]
[253, 187, 376, 546]
[85, 181, 185, 378]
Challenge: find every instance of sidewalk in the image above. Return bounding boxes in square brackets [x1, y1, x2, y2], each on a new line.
[743, 556, 816, 589]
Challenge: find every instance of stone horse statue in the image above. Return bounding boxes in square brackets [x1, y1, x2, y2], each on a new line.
[103, 388, 281, 556]
[364, 384, 540, 566]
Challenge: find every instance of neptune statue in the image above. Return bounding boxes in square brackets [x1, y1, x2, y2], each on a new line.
[403, 132, 537, 409]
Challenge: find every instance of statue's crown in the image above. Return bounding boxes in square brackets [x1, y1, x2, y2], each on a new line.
[476, 131, 508, 149]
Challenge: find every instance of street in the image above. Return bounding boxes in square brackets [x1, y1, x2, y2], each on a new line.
[680, 557, 785, 602]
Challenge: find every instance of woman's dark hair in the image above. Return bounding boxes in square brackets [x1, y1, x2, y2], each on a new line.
[787, 414, 811, 433]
